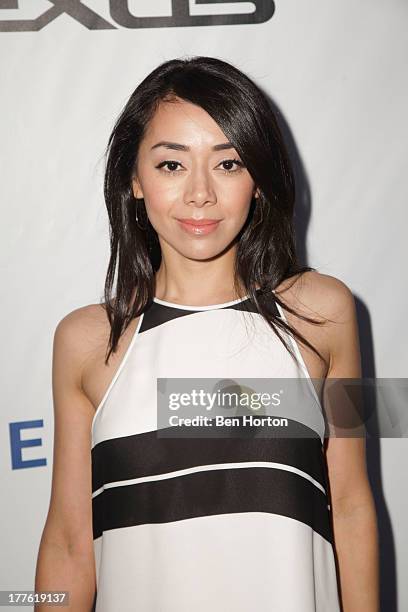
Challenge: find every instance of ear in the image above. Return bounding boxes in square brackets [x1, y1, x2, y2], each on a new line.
[131, 176, 144, 199]
[253, 187, 260, 199]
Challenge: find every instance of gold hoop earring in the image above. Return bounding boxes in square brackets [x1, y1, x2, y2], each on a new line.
[135, 198, 148, 230]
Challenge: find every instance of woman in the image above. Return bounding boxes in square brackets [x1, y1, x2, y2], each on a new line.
[35, 56, 379, 611]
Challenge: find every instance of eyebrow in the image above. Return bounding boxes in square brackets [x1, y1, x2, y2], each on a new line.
[150, 141, 235, 152]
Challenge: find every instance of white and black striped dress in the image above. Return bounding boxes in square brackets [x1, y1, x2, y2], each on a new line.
[91, 289, 341, 611]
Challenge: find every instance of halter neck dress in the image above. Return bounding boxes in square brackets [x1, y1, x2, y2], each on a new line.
[91, 288, 341, 611]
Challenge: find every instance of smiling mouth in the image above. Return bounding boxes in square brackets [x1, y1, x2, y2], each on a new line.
[176, 218, 222, 236]
[176, 218, 222, 225]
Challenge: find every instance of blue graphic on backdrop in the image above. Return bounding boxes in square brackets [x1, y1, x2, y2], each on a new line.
[9, 420, 47, 469]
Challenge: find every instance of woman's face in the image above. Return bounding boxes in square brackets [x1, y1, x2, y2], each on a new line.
[132, 97, 258, 261]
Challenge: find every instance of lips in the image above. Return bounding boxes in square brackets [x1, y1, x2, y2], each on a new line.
[177, 218, 221, 226]
[176, 218, 221, 236]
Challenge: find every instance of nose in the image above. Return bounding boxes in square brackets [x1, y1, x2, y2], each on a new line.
[184, 165, 216, 207]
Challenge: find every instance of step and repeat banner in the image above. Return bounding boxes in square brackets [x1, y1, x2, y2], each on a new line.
[1, 1, 407, 610]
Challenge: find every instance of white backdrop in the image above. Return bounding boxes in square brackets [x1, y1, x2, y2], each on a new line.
[1, 1, 406, 610]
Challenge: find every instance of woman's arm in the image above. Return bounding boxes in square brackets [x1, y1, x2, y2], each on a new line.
[323, 278, 379, 612]
[35, 309, 97, 611]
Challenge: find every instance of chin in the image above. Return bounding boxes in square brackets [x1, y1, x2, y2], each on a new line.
[187, 242, 235, 261]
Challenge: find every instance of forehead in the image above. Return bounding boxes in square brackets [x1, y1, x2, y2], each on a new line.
[142, 98, 228, 148]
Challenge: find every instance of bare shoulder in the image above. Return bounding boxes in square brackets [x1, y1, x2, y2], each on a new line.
[274, 271, 359, 377]
[56, 302, 108, 338]
[275, 270, 357, 323]
[56, 302, 144, 411]
[53, 303, 110, 389]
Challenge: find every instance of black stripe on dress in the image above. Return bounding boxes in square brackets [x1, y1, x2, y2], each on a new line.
[139, 287, 279, 333]
[92, 464, 333, 543]
[92, 421, 326, 495]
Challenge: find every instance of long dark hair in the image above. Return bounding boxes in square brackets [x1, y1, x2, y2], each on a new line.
[102, 55, 327, 369]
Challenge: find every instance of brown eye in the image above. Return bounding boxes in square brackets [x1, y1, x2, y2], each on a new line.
[156, 161, 182, 173]
[219, 159, 245, 173]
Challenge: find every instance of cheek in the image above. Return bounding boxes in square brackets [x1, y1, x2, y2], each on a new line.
[221, 176, 254, 205]
[142, 193, 177, 239]
[138, 163, 177, 203]
[143, 181, 175, 205]
[224, 193, 253, 224]
[141, 179, 176, 219]
[144, 200, 169, 231]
